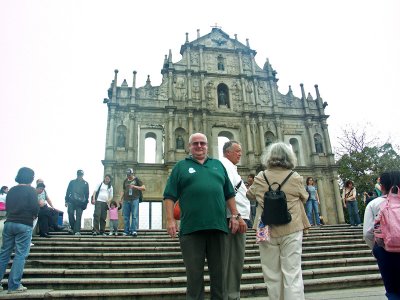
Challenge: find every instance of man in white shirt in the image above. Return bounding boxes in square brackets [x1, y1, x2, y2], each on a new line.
[220, 140, 250, 300]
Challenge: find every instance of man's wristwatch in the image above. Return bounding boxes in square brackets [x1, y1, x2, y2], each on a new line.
[231, 213, 241, 220]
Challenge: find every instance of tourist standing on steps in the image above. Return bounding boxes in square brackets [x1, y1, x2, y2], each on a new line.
[363, 171, 400, 299]
[0, 186, 8, 211]
[121, 168, 145, 237]
[65, 170, 89, 235]
[163, 132, 240, 300]
[108, 200, 122, 236]
[91, 174, 113, 236]
[305, 177, 321, 227]
[220, 140, 250, 300]
[0, 167, 39, 294]
[247, 142, 310, 300]
[342, 180, 362, 227]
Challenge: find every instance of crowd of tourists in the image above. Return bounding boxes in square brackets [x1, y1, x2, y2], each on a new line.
[0, 134, 398, 299]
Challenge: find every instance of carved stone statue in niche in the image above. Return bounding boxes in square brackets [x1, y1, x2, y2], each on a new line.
[314, 136, 324, 153]
[176, 135, 185, 150]
[117, 132, 126, 148]
[218, 90, 227, 106]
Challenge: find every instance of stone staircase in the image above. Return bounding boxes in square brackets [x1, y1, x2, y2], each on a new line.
[0, 225, 383, 299]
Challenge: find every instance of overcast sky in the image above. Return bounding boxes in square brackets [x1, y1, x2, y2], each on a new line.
[1, 0, 399, 220]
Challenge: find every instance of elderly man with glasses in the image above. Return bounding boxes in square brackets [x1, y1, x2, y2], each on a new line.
[163, 132, 240, 300]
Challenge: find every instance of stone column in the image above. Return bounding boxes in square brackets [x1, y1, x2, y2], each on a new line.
[306, 120, 315, 153]
[188, 110, 193, 136]
[258, 115, 265, 153]
[128, 112, 136, 161]
[245, 114, 255, 165]
[316, 177, 328, 224]
[168, 110, 174, 161]
[168, 71, 173, 105]
[202, 112, 207, 133]
[240, 77, 247, 103]
[322, 122, 333, 154]
[275, 117, 283, 141]
[105, 108, 115, 160]
[333, 175, 345, 223]
[131, 113, 138, 163]
[187, 72, 192, 103]
[131, 71, 136, 105]
[238, 51, 243, 74]
[199, 47, 204, 71]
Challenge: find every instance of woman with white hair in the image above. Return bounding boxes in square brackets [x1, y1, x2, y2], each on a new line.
[247, 142, 310, 300]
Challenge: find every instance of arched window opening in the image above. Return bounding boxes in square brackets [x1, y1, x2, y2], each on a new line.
[144, 132, 156, 163]
[314, 133, 324, 154]
[117, 125, 127, 148]
[264, 131, 275, 148]
[217, 83, 229, 108]
[289, 138, 300, 165]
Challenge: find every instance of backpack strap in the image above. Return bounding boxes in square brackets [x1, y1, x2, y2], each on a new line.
[235, 180, 242, 192]
[262, 171, 294, 191]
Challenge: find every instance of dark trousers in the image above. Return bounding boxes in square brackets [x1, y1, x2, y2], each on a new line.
[67, 202, 83, 234]
[373, 244, 400, 299]
[93, 201, 108, 234]
[179, 230, 227, 300]
[38, 205, 58, 235]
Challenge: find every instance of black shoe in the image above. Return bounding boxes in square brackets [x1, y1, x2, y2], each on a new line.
[40, 233, 51, 238]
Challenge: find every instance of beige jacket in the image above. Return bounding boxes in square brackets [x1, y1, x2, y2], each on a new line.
[247, 168, 310, 238]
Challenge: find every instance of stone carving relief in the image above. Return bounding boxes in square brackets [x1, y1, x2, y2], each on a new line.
[190, 52, 199, 66]
[192, 78, 200, 100]
[242, 56, 252, 72]
[231, 81, 242, 102]
[257, 81, 270, 105]
[174, 77, 186, 101]
[205, 81, 215, 109]
[158, 81, 168, 100]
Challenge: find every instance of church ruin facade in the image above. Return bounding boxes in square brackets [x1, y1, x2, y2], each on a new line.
[102, 28, 345, 227]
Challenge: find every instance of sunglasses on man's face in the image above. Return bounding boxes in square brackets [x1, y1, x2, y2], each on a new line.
[191, 141, 207, 147]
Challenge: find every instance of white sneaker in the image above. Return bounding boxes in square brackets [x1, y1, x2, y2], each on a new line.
[122, 232, 128, 236]
[132, 231, 137, 237]
[74, 232, 81, 236]
[114, 232, 118, 236]
[30, 243, 34, 247]
[8, 284, 27, 294]
[108, 232, 113, 236]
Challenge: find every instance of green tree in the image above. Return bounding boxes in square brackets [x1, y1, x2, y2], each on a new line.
[335, 127, 400, 222]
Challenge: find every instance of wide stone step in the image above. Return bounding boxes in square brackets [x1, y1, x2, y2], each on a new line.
[0, 274, 382, 299]
[18, 260, 380, 279]
[1, 265, 380, 290]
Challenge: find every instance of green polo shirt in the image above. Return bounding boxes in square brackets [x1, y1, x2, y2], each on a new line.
[163, 156, 235, 235]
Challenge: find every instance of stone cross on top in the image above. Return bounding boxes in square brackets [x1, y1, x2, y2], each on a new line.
[211, 23, 222, 29]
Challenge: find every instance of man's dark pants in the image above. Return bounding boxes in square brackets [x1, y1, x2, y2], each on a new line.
[93, 201, 108, 234]
[67, 202, 83, 234]
[180, 230, 227, 300]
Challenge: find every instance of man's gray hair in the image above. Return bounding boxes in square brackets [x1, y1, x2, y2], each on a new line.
[222, 140, 240, 154]
[188, 132, 208, 144]
[261, 142, 297, 170]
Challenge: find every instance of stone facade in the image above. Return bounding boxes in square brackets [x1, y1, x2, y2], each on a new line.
[102, 28, 345, 225]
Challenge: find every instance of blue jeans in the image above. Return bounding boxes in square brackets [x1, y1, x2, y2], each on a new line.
[346, 200, 361, 226]
[373, 244, 400, 299]
[305, 199, 320, 225]
[0, 222, 32, 291]
[123, 198, 139, 234]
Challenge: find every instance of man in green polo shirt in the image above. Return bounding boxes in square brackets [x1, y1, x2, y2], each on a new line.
[163, 132, 240, 300]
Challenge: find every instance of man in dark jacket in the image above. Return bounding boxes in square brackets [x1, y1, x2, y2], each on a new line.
[65, 170, 89, 235]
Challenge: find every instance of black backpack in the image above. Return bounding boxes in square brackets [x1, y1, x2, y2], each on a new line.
[261, 171, 294, 225]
